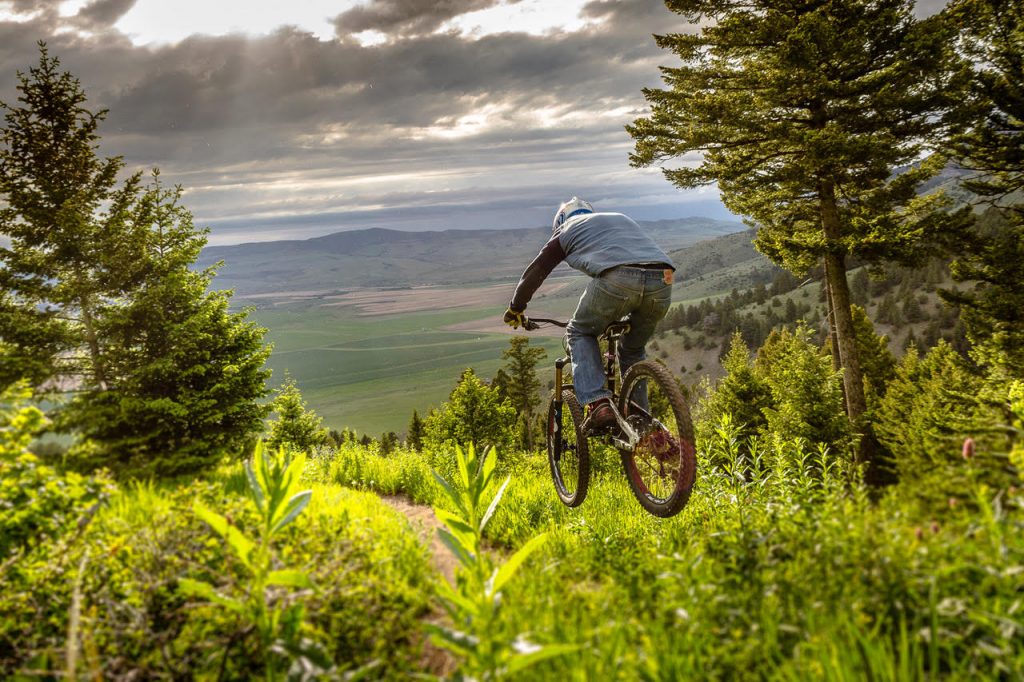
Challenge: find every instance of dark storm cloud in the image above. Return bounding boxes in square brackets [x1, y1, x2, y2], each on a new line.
[74, 0, 139, 30]
[0, 0, 715, 241]
[332, 0, 518, 37]
[0, 0, 678, 165]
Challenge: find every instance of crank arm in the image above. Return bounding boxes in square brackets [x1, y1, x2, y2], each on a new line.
[611, 409, 640, 449]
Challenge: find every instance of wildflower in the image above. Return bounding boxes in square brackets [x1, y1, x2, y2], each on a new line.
[930, 521, 940, 534]
[962, 438, 975, 460]
[914, 527, 923, 540]
[948, 497, 958, 509]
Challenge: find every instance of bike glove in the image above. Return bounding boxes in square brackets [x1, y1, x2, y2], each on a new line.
[503, 307, 526, 329]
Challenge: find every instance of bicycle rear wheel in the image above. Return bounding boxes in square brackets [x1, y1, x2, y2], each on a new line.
[617, 360, 696, 518]
[546, 389, 590, 507]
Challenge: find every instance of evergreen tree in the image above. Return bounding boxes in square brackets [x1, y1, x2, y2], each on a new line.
[424, 368, 515, 452]
[266, 376, 328, 455]
[407, 409, 425, 451]
[628, 0, 971, 464]
[1, 48, 272, 476]
[849, 305, 897, 401]
[902, 294, 924, 323]
[0, 44, 137, 390]
[942, 0, 1024, 379]
[490, 368, 512, 404]
[850, 269, 870, 307]
[380, 431, 399, 456]
[754, 325, 849, 451]
[59, 176, 271, 476]
[499, 336, 546, 450]
[698, 332, 773, 456]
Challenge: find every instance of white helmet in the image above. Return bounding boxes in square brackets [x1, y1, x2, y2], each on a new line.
[552, 196, 594, 230]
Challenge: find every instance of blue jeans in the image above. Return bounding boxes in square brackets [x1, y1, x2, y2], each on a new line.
[566, 266, 673, 406]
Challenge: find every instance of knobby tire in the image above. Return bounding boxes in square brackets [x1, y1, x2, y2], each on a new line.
[546, 389, 590, 507]
[617, 360, 696, 518]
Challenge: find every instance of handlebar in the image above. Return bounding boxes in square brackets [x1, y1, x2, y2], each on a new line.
[523, 317, 568, 330]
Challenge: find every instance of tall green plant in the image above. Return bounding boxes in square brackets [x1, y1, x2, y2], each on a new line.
[428, 444, 576, 679]
[179, 443, 332, 681]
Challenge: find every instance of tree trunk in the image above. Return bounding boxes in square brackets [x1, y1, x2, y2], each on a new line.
[76, 285, 107, 390]
[818, 180, 868, 463]
[822, 259, 848, 412]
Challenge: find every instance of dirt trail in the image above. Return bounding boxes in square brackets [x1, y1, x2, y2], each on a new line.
[380, 495, 458, 584]
[380, 495, 460, 677]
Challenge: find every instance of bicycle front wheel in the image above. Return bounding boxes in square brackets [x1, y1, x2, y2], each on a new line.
[617, 361, 696, 518]
[546, 389, 590, 507]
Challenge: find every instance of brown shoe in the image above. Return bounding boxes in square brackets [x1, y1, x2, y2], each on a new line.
[584, 398, 618, 435]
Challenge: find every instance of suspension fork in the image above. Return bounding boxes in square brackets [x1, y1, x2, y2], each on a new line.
[552, 357, 570, 461]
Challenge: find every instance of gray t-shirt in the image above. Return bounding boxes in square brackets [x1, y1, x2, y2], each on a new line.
[556, 212, 672, 277]
[509, 211, 673, 310]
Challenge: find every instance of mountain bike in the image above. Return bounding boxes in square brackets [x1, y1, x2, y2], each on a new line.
[524, 317, 697, 518]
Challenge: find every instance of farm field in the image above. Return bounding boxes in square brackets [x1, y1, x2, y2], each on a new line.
[252, 297, 572, 435]
[240, 229, 780, 436]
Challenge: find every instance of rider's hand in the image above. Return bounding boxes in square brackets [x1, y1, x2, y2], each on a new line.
[503, 307, 526, 329]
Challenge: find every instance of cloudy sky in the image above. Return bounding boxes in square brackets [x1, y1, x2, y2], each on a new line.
[0, 0, 946, 245]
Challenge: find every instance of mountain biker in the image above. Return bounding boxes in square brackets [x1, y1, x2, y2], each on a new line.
[504, 197, 675, 434]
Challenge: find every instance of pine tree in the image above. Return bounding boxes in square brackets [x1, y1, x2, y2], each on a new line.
[628, 0, 971, 464]
[0, 44, 136, 390]
[424, 368, 515, 452]
[380, 431, 399, 456]
[700, 332, 773, 453]
[850, 269, 871, 307]
[499, 336, 546, 450]
[942, 0, 1024, 379]
[266, 376, 328, 454]
[407, 409, 425, 451]
[1, 48, 272, 476]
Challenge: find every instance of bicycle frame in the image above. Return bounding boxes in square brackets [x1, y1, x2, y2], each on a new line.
[548, 320, 641, 452]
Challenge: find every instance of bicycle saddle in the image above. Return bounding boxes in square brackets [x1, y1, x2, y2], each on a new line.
[600, 320, 631, 339]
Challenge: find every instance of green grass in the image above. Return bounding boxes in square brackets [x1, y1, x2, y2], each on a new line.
[321, 437, 1024, 681]
[253, 304, 565, 435]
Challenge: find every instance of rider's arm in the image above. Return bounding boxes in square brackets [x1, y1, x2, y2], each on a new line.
[509, 235, 567, 311]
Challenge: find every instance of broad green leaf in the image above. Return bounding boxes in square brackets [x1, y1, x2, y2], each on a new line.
[479, 475, 511, 534]
[455, 445, 471, 491]
[431, 470, 468, 517]
[177, 578, 245, 613]
[271, 490, 312, 533]
[244, 459, 265, 512]
[434, 578, 479, 617]
[252, 442, 271, 497]
[267, 569, 315, 589]
[434, 507, 477, 552]
[282, 451, 306, 499]
[491, 532, 548, 596]
[505, 643, 580, 674]
[193, 500, 254, 568]
[424, 623, 478, 656]
[280, 448, 303, 497]
[481, 445, 498, 491]
[437, 528, 474, 567]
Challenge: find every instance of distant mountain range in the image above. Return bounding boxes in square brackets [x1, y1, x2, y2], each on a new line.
[197, 217, 746, 297]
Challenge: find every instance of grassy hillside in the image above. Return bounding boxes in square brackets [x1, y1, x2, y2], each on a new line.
[241, 226, 769, 436]
[198, 217, 744, 296]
